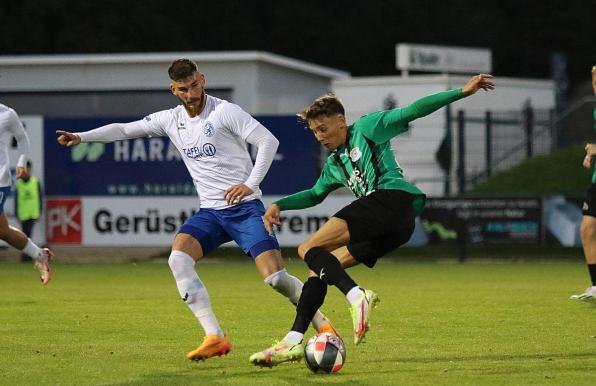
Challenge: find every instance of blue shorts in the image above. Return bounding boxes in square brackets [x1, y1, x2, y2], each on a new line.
[0, 186, 11, 214]
[178, 199, 280, 258]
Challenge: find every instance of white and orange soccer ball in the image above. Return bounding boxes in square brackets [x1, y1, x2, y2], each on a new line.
[304, 332, 346, 374]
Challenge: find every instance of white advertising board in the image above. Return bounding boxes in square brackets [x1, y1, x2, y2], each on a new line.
[47, 195, 354, 247]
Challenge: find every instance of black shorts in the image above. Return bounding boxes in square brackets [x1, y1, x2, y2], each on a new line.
[334, 190, 416, 268]
[583, 183, 596, 217]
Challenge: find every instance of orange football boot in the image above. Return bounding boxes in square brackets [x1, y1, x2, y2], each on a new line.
[186, 334, 231, 361]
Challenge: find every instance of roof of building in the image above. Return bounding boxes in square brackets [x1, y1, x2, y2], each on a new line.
[0, 51, 349, 79]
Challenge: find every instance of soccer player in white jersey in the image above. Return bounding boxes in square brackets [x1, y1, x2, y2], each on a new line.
[0, 104, 53, 284]
[56, 58, 337, 361]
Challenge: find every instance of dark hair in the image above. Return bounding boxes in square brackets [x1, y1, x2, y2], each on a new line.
[298, 94, 345, 124]
[26, 160, 32, 169]
[168, 59, 199, 81]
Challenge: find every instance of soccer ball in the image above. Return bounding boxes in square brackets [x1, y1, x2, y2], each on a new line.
[304, 332, 346, 374]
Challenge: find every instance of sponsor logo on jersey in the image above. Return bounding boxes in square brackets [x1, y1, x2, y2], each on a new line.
[203, 121, 215, 137]
[144, 116, 151, 122]
[182, 143, 217, 159]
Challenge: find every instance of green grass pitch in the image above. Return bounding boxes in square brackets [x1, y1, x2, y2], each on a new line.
[1, 258, 595, 385]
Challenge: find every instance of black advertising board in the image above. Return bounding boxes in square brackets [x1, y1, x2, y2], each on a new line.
[421, 198, 542, 244]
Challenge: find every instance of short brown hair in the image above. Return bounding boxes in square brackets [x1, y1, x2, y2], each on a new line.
[168, 59, 198, 81]
[298, 94, 345, 124]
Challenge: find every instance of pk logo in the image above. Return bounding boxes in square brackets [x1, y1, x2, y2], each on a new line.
[46, 198, 82, 244]
[71, 143, 105, 162]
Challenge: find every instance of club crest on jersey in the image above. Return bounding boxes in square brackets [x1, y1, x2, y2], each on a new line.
[350, 147, 362, 162]
[203, 122, 215, 137]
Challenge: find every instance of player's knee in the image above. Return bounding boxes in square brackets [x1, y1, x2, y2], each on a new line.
[168, 250, 194, 275]
[298, 242, 316, 259]
[264, 268, 285, 288]
[303, 246, 328, 265]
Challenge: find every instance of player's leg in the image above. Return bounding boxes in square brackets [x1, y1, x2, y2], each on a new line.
[20, 219, 35, 262]
[255, 248, 337, 334]
[571, 184, 596, 299]
[300, 191, 415, 344]
[169, 210, 231, 360]
[249, 246, 359, 367]
[250, 217, 355, 366]
[0, 190, 53, 285]
[223, 200, 337, 332]
[571, 214, 596, 299]
[295, 218, 383, 345]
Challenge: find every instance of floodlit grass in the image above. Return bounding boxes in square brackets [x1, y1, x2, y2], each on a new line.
[1, 258, 596, 385]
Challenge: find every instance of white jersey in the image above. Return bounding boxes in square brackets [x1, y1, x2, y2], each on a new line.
[141, 96, 266, 209]
[0, 104, 29, 188]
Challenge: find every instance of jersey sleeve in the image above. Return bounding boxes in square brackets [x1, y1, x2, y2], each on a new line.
[217, 102, 263, 140]
[274, 163, 343, 210]
[140, 110, 170, 137]
[355, 88, 464, 143]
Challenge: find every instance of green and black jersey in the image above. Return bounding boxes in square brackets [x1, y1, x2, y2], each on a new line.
[275, 88, 465, 215]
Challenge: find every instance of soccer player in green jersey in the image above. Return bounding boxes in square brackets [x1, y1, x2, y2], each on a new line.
[249, 73, 495, 367]
[571, 65, 596, 300]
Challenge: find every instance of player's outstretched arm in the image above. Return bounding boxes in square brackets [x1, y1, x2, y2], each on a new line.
[461, 74, 495, 97]
[56, 130, 81, 147]
[56, 121, 150, 147]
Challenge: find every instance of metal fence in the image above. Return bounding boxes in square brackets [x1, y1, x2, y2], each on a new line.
[453, 104, 555, 194]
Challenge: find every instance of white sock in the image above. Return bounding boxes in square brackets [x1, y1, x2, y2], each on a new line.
[168, 250, 223, 337]
[283, 331, 304, 345]
[22, 239, 43, 261]
[264, 269, 329, 331]
[346, 286, 363, 305]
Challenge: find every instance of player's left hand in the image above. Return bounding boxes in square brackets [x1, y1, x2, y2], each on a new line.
[461, 74, 495, 96]
[225, 183, 254, 205]
[15, 166, 26, 179]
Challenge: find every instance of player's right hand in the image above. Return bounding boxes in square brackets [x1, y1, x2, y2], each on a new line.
[262, 204, 282, 235]
[56, 130, 81, 147]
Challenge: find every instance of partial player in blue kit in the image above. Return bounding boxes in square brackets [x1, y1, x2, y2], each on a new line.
[56, 58, 337, 361]
[0, 103, 53, 284]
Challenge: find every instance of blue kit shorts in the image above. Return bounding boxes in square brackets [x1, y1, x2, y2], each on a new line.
[178, 199, 280, 258]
